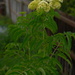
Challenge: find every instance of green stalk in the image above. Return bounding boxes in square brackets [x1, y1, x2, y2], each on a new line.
[50, 43, 60, 59]
[43, 24, 45, 57]
[28, 41, 30, 60]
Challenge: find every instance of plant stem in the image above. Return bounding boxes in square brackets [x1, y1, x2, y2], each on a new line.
[28, 41, 30, 60]
[43, 24, 45, 57]
[50, 43, 60, 59]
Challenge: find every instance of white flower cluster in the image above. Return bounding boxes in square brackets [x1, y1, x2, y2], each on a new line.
[28, 0, 63, 13]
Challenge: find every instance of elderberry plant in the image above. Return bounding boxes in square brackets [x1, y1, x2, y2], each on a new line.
[1, 0, 75, 75]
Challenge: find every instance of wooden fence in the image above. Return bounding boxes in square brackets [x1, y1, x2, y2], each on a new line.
[0, 0, 5, 15]
[5, 0, 75, 75]
[5, 0, 30, 22]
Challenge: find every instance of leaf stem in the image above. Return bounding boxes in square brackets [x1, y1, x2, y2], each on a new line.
[43, 24, 45, 57]
[28, 41, 30, 60]
[50, 43, 60, 59]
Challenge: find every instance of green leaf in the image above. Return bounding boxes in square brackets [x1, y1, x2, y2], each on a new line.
[38, 67, 46, 75]
[57, 53, 72, 66]
[51, 58, 63, 71]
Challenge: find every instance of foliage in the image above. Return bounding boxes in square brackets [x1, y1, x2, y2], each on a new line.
[0, 9, 75, 75]
[61, 0, 75, 16]
[0, 15, 13, 74]
[0, 15, 13, 26]
[0, 15, 13, 50]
